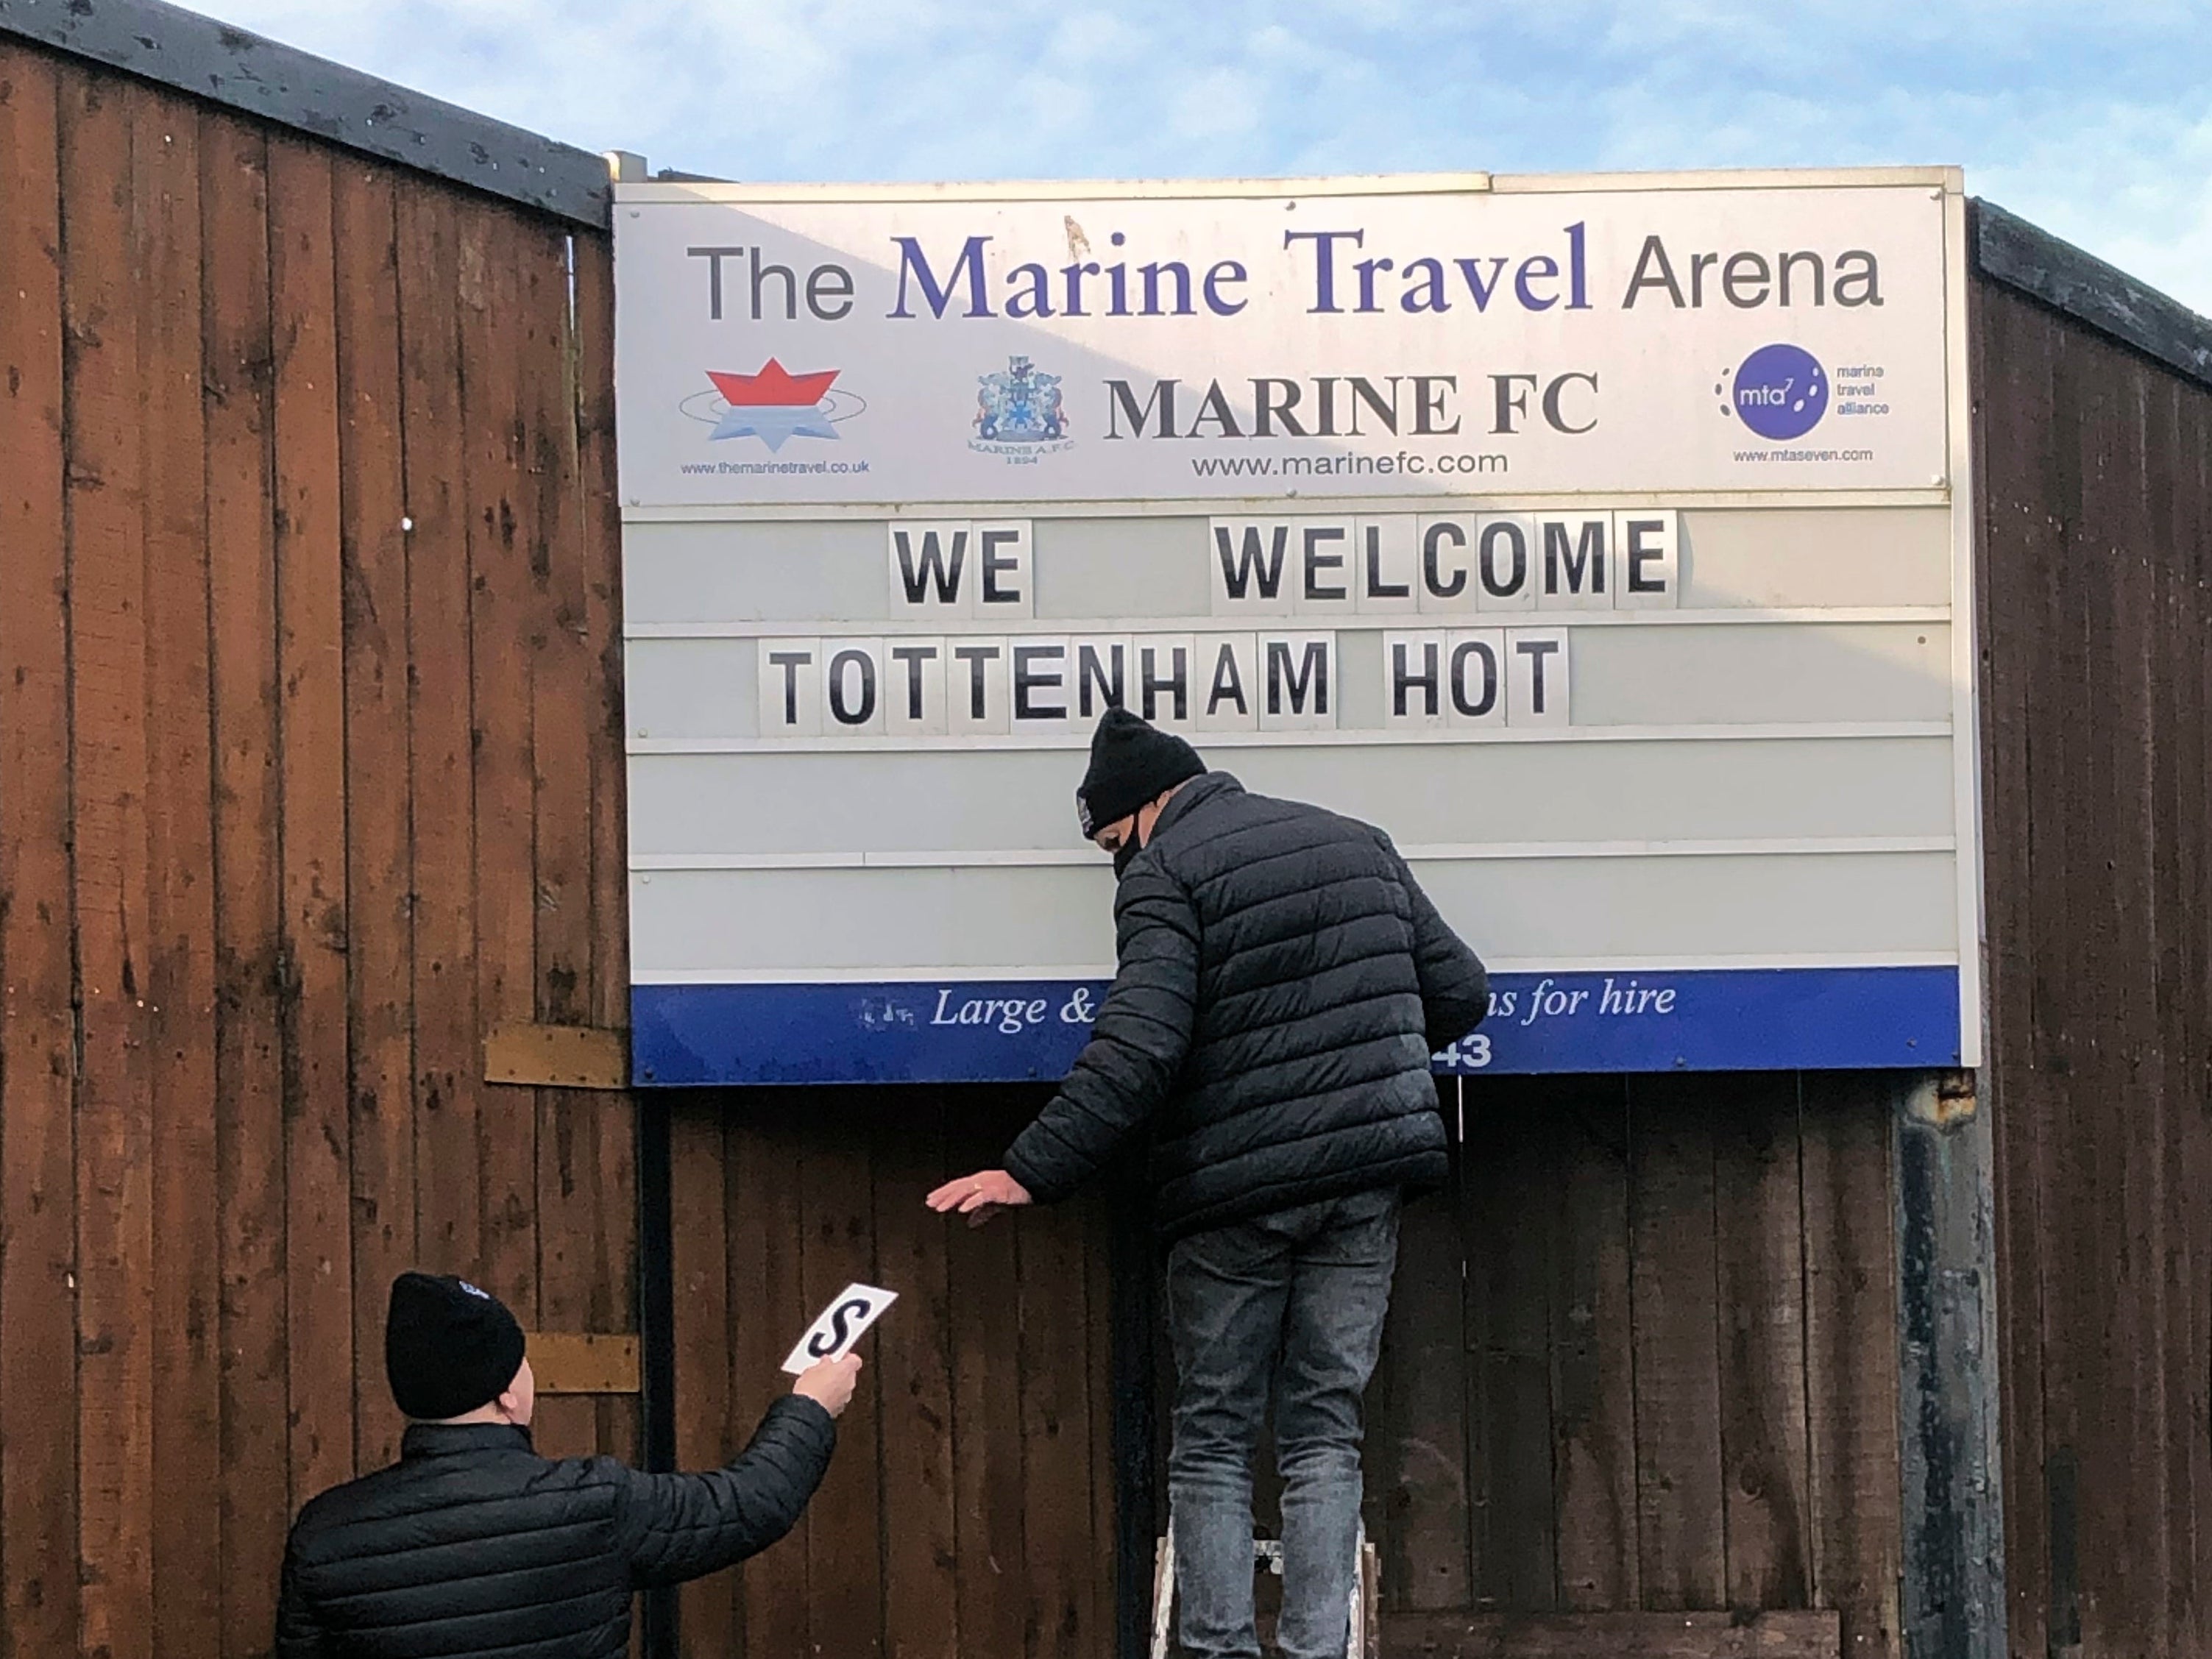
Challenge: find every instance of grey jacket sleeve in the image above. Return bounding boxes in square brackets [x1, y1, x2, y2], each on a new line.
[1382, 835, 1488, 1050]
[1002, 859, 1200, 1203]
[617, 1395, 837, 1588]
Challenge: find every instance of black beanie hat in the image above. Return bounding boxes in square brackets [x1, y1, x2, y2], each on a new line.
[1077, 708, 1204, 836]
[385, 1272, 528, 1421]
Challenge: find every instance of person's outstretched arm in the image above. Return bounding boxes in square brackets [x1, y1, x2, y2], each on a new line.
[619, 1357, 857, 1587]
[1000, 859, 1200, 1204]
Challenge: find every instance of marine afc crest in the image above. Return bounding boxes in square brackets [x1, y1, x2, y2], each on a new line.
[971, 355, 1075, 463]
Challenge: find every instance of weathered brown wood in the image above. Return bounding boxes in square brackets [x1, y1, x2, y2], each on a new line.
[269, 130, 356, 1505]
[393, 179, 481, 1282]
[139, 84, 222, 1655]
[1798, 1074, 1900, 1659]
[521, 1332, 640, 1396]
[485, 1020, 628, 1087]
[1384, 1609, 1840, 1659]
[1712, 1075, 1811, 1609]
[332, 155, 416, 1474]
[63, 71, 158, 1659]
[667, 1103, 737, 1659]
[948, 1098, 1031, 1659]
[1970, 277, 2057, 1659]
[1546, 1078, 1639, 1612]
[522, 216, 592, 1039]
[1372, 1083, 1472, 1613]
[0, 41, 81, 1659]
[1974, 271, 2212, 1659]
[0, 40, 634, 1658]
[199, 103, 288, 1659]
[1019, 1176, 1102, 1659]
[729, 1097, 810, 1659]
[589, 1091, 639, 1463]
[533, 1089, 607, 1461]
[1624, 1077, 1726, 1612]
[804, 1096, 885, 1659]
[1465, 1081, 1558, 1612]
[458, 198, 539, 1318]
[875, 1098, 960, 1659]
[1085, 1166, 1121, 1658]
[566, 231, 640, 1474]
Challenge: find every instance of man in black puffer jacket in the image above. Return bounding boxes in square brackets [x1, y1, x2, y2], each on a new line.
[929, 709, 1487, 1659]
[277, 1272, 856, 1658]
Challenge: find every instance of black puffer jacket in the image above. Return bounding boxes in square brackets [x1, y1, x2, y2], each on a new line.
[1004, 772, 1487, 1238]
[275, 1398, 833, 1658]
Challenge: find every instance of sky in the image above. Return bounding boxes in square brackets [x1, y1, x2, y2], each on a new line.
[194, 0, 2212, 316]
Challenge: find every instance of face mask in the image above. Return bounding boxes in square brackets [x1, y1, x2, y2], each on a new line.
[1113, 841, 1141, 879]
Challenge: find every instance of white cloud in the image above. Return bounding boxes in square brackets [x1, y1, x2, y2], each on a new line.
[183, 0, 2212, 313]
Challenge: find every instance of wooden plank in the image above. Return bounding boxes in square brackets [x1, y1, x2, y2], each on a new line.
[1798, 1074, 1900, 1659]
[137, 81, 222, 1654]
[485, 1020, 628, 1087]
[669, 1104, 736, 1658]
[62, 71, 158, 1659]
[392, 180, 481, 1280]
[525, 1332, 641, 1396]
[1969, 281, 2055, 1659]
[519, 216, 592, 1037]
[533, 1092, 607, 1462]
[591, 1088, 639, 1441]
[1464, 1079, 1557, 1612]
[946, 1096, 1029, 1659]
[875, 1095, 960, 1659]
[1018, 1156, 1102, 1659]
[0, 41, 81, 1659]
[1372, 1081, 1472, 1612]
[199, 104, 288, 1658]
[1547, 1076, 1639, 1612]
[2139, 363, 2202, 1658]
[2080, 339, 2169, 1656]
[1711, 1074, 1812, 1609]
[730, 1096, 812, 1658]
[517, 211, 603, 1469]
[268, 132, 356, 1501]
[2176, 376, 2212, 1658]
[331, 156, 416, 1474]
[1624, 1076, 1726, 1611]
[2037, 319, 2134, 1659]
[565, 231, 640, 1478]
[1385, 1609, 1840, 1659]
[804, 1093, 885, 1659]
[569, 232, 628, 1039]
[1085, 1162, 1122, 1659]
[456, 199, 539, 1316]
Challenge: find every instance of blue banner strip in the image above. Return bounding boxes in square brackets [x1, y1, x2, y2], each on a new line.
[630, 966, 1960, 1087]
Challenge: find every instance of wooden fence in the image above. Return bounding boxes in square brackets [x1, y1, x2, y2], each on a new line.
[0, 40, 635, 1659]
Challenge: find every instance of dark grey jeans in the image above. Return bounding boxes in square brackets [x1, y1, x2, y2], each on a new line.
[1165, 1187, 1401, 1659]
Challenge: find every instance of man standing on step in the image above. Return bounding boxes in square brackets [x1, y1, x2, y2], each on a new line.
[929, 708, 1489, 1659]
[277, 1272, 859, 1658]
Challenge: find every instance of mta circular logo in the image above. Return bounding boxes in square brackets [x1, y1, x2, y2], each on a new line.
[1719, 344, 1829, 441]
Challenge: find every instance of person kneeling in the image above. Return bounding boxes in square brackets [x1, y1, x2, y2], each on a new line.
[277, 1272, 858, 1658]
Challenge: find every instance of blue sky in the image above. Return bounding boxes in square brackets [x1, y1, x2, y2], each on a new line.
[197, 0, 2211, 314]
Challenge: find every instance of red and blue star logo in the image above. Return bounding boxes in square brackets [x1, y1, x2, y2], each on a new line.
[703, 359, 842, 450]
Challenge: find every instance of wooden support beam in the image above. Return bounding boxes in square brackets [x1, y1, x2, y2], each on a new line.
[1383, 1611, 1840, 1659]
[524, 1332, 640, 1396]
[483, 1021, 629, 1089]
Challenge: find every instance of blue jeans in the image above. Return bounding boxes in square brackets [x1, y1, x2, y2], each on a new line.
[1165, 1187, 1401, 1659]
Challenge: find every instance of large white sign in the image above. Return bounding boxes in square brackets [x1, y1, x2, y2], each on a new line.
[614, 171, 1981, 1085]
[614, 177, 1952, 506]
